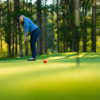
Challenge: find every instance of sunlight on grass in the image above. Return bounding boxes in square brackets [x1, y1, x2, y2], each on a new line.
[0, 63, 75, 76]
[69, 53, 85, 59]
[48, 56, 65, 60]
[0, 53, 100, 100]
[85, 55, 100, 58]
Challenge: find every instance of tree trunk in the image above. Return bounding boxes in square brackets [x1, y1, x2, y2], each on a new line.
[7, 0, 11, 57]
[83, 8, 87, 52]
[43, 0, 47, 54]
[83, 27, 87, 52]
[26, 0, 28, 11]
[92, 0, 96, 52]
[57, 0, 60, 52]
[14, 0, 18, 56]
[69, 0, 76, 52]
[1, 36, 3, 50]
[63, 40, 66, 52]
[23, 0, 25, 9]
[15, 30, 18, 56]
[25, 41, 28, 56]
[30, 0, 32, 14]
[0, 5, 2, 49]
[18, 23, 23, 57]
[17, 0, 23, 57]
[51, 0, 55, 53]
[0, 35, 2, 50]
[12, 32, 14, 56]
[37, 0, 43, 54]
[82, 0, 90, 52]
[74, 0, 80, 52]
[10, 2, 14, 57]
[74, 0, 80, 27]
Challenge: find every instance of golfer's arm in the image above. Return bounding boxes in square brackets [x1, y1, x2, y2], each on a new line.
[24, 22, 29, 37]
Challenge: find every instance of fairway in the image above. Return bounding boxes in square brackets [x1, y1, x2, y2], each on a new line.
[0, 53, 100, 100]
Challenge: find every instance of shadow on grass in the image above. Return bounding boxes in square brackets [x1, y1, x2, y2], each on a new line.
[0, 53, 76, 62]
[0, 52, 100, 63]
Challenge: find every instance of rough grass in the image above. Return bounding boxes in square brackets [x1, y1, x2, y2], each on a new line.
[0, 53, 100, 100]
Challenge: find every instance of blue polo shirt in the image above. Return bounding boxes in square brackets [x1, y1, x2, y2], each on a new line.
[24, 17, 38, 36]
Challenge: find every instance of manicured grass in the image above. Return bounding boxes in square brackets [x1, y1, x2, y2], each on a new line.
[0, 53, 100, 100]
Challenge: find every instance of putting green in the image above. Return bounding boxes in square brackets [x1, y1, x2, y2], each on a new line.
[0, 53, 100, 100]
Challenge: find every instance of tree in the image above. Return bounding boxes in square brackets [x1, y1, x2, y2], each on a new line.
[36, 0, 43, 54]
[0, 0, 99, 57]
[7, 0, 11, 57]
[25, 0, 29, 56]
[17, 0, 23, 57]
[92, 0, 96, 52]
[0, 4, 2, 50]
[43, 0, 47, 53]
[14, 0, 18, 56]
[10, 1, 14, 56]
[50, 0, 55, 52]
[23, 0, 25, 9]
[69, 0, 76, 52]
[81, 0, 90, 52]
[74, 0, 80, 52]
[56, 0, 60, 52]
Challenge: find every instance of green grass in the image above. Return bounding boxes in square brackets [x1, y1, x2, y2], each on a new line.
[0, 53, 100, 100]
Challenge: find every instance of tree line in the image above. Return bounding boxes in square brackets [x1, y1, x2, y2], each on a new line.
[0, 0, 100, 57]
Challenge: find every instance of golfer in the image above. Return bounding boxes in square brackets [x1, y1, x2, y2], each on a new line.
[17, 15, 40, 61]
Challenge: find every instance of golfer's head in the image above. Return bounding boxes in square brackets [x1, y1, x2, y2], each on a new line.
[17, 15, 24, 24]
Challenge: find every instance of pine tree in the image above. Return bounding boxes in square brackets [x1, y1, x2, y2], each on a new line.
[36, 0, 43, 54]
[92, 0, 96, 52]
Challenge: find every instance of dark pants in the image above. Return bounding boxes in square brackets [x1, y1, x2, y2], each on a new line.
[30, 28, 40, 58]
